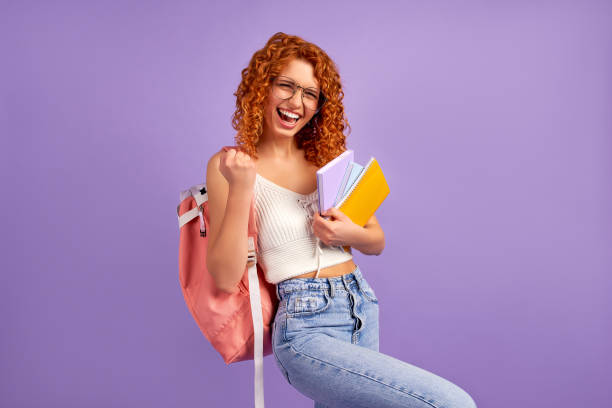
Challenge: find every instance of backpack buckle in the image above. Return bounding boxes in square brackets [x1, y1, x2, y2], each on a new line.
[198, 205, 207, 237]
[247, 236, 257, 265]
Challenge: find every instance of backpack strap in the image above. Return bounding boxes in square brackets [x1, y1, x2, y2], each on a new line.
[247, 249, 265, 407]
[177, 184, 208, 229]
[246, 190, 264, 407]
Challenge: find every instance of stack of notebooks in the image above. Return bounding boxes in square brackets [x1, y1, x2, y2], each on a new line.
[316, 150, 390, 251]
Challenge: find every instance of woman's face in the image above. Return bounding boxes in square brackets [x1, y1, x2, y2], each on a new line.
[262, 58, 319, 141]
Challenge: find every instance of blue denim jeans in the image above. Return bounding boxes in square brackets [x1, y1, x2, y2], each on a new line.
[272, 265, 477, 408]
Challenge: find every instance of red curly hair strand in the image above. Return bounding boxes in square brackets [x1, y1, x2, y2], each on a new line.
[231, 32, 351, 167]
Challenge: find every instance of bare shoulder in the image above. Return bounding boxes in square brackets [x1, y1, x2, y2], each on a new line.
[206, 150, 226, 190]
[206, 149, 223, 175]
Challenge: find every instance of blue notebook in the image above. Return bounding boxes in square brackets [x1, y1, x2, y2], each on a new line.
[334, 162, 365, 206]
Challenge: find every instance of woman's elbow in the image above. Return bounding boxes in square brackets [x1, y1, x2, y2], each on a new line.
[373, 233, 385, 256]
[206, 257, 239, 294]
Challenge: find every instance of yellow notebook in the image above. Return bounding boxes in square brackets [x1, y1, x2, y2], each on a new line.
[334, 157, 389, 251]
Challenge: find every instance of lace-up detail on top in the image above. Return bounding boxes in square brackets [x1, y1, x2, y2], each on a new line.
[254, 173, 353, 283]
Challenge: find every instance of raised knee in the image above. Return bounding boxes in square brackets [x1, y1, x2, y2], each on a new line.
[455, 386, 477, 408]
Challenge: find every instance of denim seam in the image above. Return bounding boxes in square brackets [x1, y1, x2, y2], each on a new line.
[282, 313, 289, 343]
[355, 278, 378, 303]
[272, 321, 292, 384]
[273, 346, 292, 384]
[359, 287, 379, 303]
[287, 344, 442, 408]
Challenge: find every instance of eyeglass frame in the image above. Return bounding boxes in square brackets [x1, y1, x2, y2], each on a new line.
[270, 75, 327, 114]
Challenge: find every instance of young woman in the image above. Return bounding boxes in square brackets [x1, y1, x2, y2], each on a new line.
[205, 32, 477, 408]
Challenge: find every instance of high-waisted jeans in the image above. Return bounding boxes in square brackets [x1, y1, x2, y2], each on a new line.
[272, 265, 477, 408]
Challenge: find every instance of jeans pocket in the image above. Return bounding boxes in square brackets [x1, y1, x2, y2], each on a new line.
[285, 289, 331, 317]
[359, 279, 379, 303]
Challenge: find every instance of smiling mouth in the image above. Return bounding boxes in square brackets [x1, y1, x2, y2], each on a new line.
[277, 108, 300, 124]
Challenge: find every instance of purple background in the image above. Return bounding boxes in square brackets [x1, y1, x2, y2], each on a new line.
[2, 1, 611, 407]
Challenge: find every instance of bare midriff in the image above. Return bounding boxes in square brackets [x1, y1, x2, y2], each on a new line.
[290, 258, 357, 279]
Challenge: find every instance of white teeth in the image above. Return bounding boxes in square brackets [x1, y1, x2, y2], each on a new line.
[279, 108, 299, 119]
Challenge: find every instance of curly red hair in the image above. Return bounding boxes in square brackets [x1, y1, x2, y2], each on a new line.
[231, 32, 351, 167]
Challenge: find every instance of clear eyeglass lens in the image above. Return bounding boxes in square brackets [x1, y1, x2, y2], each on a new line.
[274, 78, 322, 111]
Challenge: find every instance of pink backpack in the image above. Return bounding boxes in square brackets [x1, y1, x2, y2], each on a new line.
[177, 146, 278, 407]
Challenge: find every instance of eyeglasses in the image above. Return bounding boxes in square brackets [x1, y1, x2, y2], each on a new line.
[271, 76, 327, 113]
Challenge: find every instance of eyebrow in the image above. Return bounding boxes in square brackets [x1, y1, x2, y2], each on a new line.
[278, 76, 320, 90]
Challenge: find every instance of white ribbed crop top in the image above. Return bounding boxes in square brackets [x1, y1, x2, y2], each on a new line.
[254, 173, 353, 284]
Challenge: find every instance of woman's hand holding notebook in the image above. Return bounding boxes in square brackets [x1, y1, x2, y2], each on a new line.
[316, 150, 390, 227]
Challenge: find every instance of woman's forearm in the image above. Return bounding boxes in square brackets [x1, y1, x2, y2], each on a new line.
[348, 224, 385, 255]
[206, 187, 252, 292]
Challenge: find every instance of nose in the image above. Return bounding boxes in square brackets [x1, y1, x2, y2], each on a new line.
[287, 88, 303, 108]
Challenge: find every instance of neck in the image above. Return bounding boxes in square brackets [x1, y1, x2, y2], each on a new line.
[256, 134, 301, 161]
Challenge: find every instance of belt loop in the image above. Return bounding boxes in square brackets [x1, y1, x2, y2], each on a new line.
[353, 266, 365, 293]
[275, 284, 280, 301]
[341, 273, 349, 291]
[327, 277, 335, 298]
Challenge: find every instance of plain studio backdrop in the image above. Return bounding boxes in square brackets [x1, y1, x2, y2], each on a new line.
[1, 1, 610, 407]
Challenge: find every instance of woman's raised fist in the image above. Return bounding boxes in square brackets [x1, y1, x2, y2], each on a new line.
[218, 147, 256, 193]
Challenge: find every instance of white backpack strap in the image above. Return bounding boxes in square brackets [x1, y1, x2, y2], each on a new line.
[247, 236, 265, 408]
[177, 184, 209, 229]
[178, 207, 200, 229]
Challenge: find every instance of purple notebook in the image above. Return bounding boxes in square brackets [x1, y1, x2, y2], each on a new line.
[316, 150, 354, 214]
